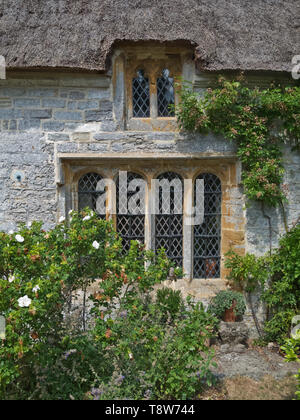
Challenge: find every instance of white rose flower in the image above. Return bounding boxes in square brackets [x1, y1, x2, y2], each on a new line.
[18, 295, 32, 308]
[59, 216, 65, 223]
[15, 234, 24, 243]
[8, 230, 14, 235]
[92, 241, 100, 250]
[8, 275, 15, 283]
[83, 215, 91, 221]
[32, 285, 40, 293]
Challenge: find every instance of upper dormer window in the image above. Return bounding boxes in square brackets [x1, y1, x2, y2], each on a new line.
[113, 42, 193, 131]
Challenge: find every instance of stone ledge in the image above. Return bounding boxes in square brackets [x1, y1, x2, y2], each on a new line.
[219, 321, 250, 345]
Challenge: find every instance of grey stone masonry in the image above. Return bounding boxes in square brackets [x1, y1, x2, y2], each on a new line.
[0, 72, 112, 133]
[0, 70, 299, 338]
[0, 71, 299, 240]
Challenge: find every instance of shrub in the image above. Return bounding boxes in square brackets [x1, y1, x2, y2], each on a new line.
[225, 251, 269, 293]
[281, 333, 300, 400]
[208, 290, 246, 320]
[89, 242, 218, 400]
[0, 210, 218, 400]
[261, 223, 300, 344]
[225, 223, 300, 344]
[0, 210, 114, 398]
[90, 294, 217, 400]
[155, 287, 184, 321]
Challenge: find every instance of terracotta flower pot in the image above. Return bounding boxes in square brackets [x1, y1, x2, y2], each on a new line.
[223, 299, 237, 322]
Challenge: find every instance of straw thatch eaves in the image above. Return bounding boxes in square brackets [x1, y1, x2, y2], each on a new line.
[0, 0, 299, 73]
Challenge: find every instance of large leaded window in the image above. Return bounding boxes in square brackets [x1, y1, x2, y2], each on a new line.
[155, 172, 183, 267]
[77, 169, 223, 279]
[193, 173, 222, 279]
[116, 172, 146, 253]
[78, 172, 106, 219]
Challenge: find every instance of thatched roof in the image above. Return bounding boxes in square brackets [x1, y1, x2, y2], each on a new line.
[0, 0, 299, 73]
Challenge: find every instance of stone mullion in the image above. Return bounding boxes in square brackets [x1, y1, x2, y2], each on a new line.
[183, 178, 193, 281]
[106, 173, 117, 232]
[149, 73, 158, 119]
[147, 176, 157, 252]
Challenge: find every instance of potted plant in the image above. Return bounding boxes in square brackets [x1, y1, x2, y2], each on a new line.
[208, 290, 246, 322]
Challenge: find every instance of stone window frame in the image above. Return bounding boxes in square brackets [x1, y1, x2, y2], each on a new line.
[62, 156, 244, 282]
[112, 44, 194, 131]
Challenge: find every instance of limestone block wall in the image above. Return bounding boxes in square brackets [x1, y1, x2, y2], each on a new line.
[246, 145, 300, 256]
[0, 70, 299, 338]
[0, 72, 113, 231]
[0, 72, 114, 133]
[0, 132, 56, 231]
[0, 71, 299, 251]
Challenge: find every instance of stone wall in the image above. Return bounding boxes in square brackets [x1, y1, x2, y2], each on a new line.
[0, 71, 299, 249]
[0, 72, 112, 231]
[0, 73, 114, 134]
[0, 70, 299, 337]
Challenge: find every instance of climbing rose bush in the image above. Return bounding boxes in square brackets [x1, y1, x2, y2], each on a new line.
[0, 210, 217, 400]
[175, 77, 300, 208]
[0, 210, 113, 397]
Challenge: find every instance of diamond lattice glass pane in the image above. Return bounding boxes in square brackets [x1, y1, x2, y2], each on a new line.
[157, 172, 183, 215]
[193, 173, 222, 278]
[78, 173, 106, 219]
[133, 70, 150, 118]
[155, 173, 183, 266]
[116, 172, 145, 253]
[157, 69, 175, 117]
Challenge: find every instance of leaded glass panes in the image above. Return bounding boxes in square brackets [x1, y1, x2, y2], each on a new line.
[116, 172, 146, 253]
[157, 69, 175, 117]
[132, 70, 150, 118]
[193, 173, 222, 278]
[78, 173, 106, 219]
[155, 172, 183, 267]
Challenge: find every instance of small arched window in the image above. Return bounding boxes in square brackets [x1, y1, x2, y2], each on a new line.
[157, 69, 175, 117]
[78, 173, 106, 219]
[116, 172, 146, 253]
[155, 172, 183, 267]
[132, 69, 150, 118]
[193, 173, 222, 278]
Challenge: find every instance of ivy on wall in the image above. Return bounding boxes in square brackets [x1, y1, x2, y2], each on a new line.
[175, 76, 300, 209]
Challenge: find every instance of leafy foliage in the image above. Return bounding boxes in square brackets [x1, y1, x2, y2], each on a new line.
[225, 223, 300, 343]
[0, 210, 115, 398]
[225, 251, 270, 293]
[176, 77, 300, 207]
[281, 333, 300, 400]
[208, 290, 246, 319]
[0, 210, 218, 400]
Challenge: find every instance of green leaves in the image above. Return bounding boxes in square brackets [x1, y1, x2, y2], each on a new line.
[175, 77, 300, 207]
[225, 250, 269, 293]
[281, 336, 300, 400]
[208, 290, 246, 319]
[225, 224, 300, 344]
[0, 209, 218, 400]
